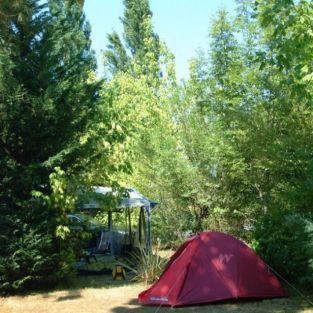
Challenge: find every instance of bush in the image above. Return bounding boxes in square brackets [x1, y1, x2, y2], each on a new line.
[0, 228, 75, 294]
[0, 169, 79, 294]
[253, 212, 313, 287]
[121, 244, 167, 285]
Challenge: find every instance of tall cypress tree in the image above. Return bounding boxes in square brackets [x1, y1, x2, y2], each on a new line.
[104, 0, 160, 77]
[0, 0, 99, 293]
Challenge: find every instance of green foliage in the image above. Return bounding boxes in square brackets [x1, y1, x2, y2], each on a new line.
[151, 208, 192, 249]
[0, 229, 60, 292]
[105, 31, 130, 75]
[0, 0, 122, 293]
[115, 3, 313, 292]
[0, 168, 78, 293]
[103, 0, 160, 79]
[164, 0, 313, 239]
[254, 212, 313, 287]
[2, 0, 313, 294]
[121, 244, 166, 285]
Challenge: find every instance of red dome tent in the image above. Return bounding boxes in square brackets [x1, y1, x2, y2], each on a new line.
[138, 231, 285, 307]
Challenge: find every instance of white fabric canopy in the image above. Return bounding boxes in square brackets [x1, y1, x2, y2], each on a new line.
[80, 186, 154, 209]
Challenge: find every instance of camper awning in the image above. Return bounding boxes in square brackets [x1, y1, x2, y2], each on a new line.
[79, 186, 158, 210]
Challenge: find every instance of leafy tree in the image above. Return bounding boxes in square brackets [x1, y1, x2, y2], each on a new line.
[180, 1, 313, 285]
[101, 1, 185, 243]
[100, 0, 313, 287]
[170, 10, 254, 235]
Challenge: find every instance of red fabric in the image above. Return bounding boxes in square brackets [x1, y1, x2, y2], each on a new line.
[138, 231, 286, 307]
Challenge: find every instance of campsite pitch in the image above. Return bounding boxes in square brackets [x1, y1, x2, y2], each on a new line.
[0, 276, 312, 313]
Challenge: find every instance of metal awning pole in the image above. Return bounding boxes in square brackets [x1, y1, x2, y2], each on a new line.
[108, 210, 112, 230]
[108, 210, 114, 255]
[147, 205, 151, 250]
[128, 207, 132, 245]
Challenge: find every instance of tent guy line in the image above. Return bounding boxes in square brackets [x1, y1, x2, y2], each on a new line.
[268, 266, 313, 307]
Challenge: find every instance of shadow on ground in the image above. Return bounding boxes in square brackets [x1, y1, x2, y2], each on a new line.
[56, 290, 82, 302]
[68, 274, 133, 290]
[28, 274, 135, 301]
[111, 296, 312, 313]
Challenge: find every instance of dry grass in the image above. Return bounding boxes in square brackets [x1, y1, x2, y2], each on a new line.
[0, 275, 312, 313]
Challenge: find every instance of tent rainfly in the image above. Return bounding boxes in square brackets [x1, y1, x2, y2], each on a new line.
[139, 231, 286, 307]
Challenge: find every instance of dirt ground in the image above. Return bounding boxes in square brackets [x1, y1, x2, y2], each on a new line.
[0, 276, 312, 313]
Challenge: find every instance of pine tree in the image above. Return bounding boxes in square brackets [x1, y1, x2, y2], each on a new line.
[0, 0, 99, 293]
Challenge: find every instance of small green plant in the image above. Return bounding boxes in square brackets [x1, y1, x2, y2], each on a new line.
[120, 244, 167, 285]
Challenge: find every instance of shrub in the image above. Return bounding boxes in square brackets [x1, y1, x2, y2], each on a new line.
[120, 244, 167, 285]
[253, 212, 313, 287]
[0, 169, 78, 294]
